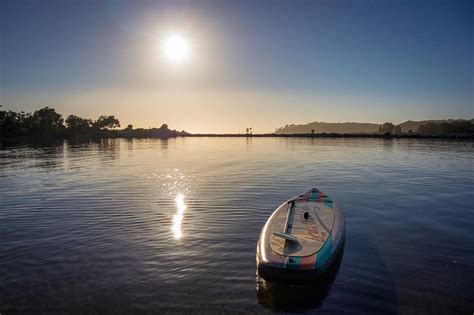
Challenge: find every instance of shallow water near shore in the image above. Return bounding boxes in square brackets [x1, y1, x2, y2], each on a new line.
[1, 137, 473, 313]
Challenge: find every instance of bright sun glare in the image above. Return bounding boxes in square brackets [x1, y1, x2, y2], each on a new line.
[172, 193, 186, 239]
[162, 34, 191, 64]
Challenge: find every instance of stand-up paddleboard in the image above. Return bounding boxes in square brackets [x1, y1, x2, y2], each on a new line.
[257, 188, 345, 283]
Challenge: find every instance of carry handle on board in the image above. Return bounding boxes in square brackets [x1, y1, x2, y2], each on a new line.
[284, 201, 296, 234]
[272, 231, 299, 243]
[272, 201, 299, 243]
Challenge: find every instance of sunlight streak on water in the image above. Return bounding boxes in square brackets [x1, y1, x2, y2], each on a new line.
[172, 193, 187, 239]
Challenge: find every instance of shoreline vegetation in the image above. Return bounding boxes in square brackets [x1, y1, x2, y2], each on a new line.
[1, 107, 474, 143]
[182, 133, 474, 139]
[0, 106, 189, 142]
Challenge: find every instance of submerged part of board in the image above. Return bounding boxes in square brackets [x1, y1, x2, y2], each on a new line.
[256, 188, 345, 283]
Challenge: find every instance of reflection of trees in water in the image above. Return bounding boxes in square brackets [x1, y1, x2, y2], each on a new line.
[95, 139, 121, 164]
[0, 138, 122, 170]
[160, 138, 169, 154]
[126, 138, 134, 158]
[98, 138, 119, 152]
[382, 138, 394, 150]
[257, 244, 344, 312]
[246, 137, 252, 150]
[65, 138, 122, 166]
[159, 138, 180, 159]
[0, 140, 68, 170]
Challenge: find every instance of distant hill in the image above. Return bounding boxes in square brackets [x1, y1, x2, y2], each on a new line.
[275, 122, 380, 134]
[275, 119, 474, 134]
[397, 119, 474, 133]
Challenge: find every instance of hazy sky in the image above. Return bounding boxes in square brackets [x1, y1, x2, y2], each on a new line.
[1, 0, 472, 133]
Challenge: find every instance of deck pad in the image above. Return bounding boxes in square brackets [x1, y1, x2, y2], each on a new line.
[270, 199, 335, 256]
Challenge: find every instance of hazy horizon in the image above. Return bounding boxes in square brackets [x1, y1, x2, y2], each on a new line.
[1, 0, 473, 133]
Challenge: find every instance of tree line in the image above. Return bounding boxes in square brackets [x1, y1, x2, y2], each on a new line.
[378, 121, 474, 135]
[0, 106, 186, 140]
[2, 106, 472, 140]
[416, 121, 474, 135]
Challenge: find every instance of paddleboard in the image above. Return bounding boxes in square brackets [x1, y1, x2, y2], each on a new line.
[256, 188, 345, 283]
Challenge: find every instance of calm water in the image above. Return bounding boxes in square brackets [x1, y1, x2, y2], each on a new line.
[1, 137, 473, 314]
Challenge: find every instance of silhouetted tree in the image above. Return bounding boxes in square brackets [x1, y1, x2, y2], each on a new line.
[393, 125, 402, 134]
[0, 110, 23, 136]
[31, 107, 64, 132]
[378, 122, 394, 134]
[66, 115, 92, 132]
[94, 115, 120, 130]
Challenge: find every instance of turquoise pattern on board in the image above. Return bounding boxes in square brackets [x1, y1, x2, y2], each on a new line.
[315, 234, 333, 269]
[324, 198, 333, 208]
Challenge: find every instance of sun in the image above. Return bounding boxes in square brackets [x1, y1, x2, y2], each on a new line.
[161, 34, 191, 64]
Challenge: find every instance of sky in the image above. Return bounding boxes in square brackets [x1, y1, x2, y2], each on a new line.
[0, 0, 472, 133]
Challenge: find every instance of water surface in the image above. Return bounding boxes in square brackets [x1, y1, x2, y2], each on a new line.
[1, 137, 473, 313]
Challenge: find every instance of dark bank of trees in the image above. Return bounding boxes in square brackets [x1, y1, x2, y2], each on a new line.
[417, 121, 474, 135]
[377, 121, 473, 136]
[0, 106, 186, 140]
[1, 107, 66, 138]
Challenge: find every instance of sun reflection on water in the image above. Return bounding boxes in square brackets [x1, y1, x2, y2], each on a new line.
[172, 193, 187, 239]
